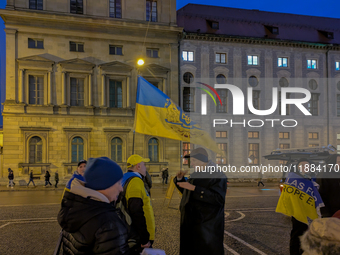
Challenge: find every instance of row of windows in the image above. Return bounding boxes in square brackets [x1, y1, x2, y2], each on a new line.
[29, 0, 158, 22]
[28, 39, 159, 57]
[182, 51, 340, 70]
[28, 136, 161, 164]
[182, 86, 320, 115]
[28, 75, 125, 107]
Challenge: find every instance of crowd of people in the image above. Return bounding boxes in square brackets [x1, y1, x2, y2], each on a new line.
[5, 148, 340, 255]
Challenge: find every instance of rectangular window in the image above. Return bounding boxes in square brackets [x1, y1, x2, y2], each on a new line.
[307, 93, 319, 116]
[216, 53, 226, 64]
[309, 132, 319, 139]
[109, 0, 122, 18]
[29, 75, 44, 105]
[309, 144, 319, 147]
[248, 55, 258, 66]
[183, 87, 195, 112]
[70, 41, 84, 52]
[29, 0, 43, 10]
[248, 143, 259, 165]
[70, 0, 83, 14]
[109, 80, 122, 108]
[146, 0, 157, 22]
[216, 143, 227, 165]
[337, 95, 340, 117]
[279, 143, 290, 165]
[216, 89, 227, 113]
[278, 57, 288, 67]
[109, 45, 123, 55]
[146, 48, 159, 58]
[337, 133, 340, 140]
[216, 131, 227, 138]
[336, 62, 340, 71]
[337, 145, 340, 152]
[183, 142, 191, 165]
[307, 59, 317, 69]
[70, 78, 84, 106]
[248, 131, 259, 139]
[279, 132, 290, 139]
[279, 92, 290, 115]
[182, 51, 194, 62]
[28, 38, 44, 49]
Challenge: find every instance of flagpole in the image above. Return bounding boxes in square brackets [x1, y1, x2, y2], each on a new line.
[132, 130, 135, 154]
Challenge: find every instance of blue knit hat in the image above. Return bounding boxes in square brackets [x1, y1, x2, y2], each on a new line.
[84, 157, 123, 190]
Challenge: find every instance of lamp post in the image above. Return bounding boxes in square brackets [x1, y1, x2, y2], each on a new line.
[132, 58, 145, 154]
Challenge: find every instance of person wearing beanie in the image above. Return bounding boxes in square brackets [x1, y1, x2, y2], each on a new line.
[65, 159, 87, 191]
[317, 154, 340, 218]
[57, 157, 129, 255]
[174, 147, 228, 255]
[300, 217, 340, 255]
[121, 154, 155, 255]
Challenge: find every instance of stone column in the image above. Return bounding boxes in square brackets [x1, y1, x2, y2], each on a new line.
[88, 74, 92, 106]
[48, 71, 52, 105]
[126, 76, 130, 108]
[61, 72, 66, 105]
[20, 69, 25, 103]
[5, 29, 17, 102]
[101, 74, 106, 107]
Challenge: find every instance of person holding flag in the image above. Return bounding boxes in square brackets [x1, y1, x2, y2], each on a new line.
[276, 159, 324, 255]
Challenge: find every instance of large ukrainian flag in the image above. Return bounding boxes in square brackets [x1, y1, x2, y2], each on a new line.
[276, 172, 324, 224]
[134, 76, 220, 153]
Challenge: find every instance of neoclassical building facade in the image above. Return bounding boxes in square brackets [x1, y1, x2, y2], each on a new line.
[178, 4, 340, 178]
[0, 0, 182, 181]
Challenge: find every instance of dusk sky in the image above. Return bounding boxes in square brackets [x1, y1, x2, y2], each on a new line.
[1, 0, 340, 126]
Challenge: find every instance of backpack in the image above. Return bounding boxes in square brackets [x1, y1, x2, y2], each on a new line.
[116, 176, 138, 248]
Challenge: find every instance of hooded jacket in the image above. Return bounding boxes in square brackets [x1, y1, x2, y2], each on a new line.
[57, 179, 130, 255]
[174, 160, 228, 255]
[300, 217, 340, 255]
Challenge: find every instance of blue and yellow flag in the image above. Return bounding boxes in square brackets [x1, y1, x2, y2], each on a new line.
[276, 172, 324, 224]
[134, 76, 220, 153]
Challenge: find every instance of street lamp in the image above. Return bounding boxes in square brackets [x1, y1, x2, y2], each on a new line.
[137, 58, 145, 66]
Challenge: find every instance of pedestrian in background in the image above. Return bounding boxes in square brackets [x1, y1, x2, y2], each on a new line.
[161, 167, 169, 184]
[65, 159, 87, 191]
[174, 147, 228, 255]
[57, 157, 129, 254]
[27, 170, 35, 187]
[45, 170, 52, 187]
[144, 170, 152, 196]
[8, 169, 14, 188]
[257, 171, 265, 187]
[55, 170, 59, 188]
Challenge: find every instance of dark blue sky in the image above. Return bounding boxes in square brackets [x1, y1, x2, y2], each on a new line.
[0, 0, 340, 126]
[177, 0, 340, 18]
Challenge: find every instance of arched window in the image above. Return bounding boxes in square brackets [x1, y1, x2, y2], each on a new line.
[71, 137, 84, 163]
[148, 138, 159, 162]
[29, 136, 42, 163]
[111, 137, 123, 162]
[216, 74, 226, 84]
[309, 79, 318, 90]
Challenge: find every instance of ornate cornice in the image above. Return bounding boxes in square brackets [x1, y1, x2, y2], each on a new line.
[184, 33, 340, 50]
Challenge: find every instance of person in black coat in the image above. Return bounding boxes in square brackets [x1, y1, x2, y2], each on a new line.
[174, 147, 228, 255]
[58, 157, 129, 255]
[317, 154, 340, 217]
[44, 170, 52, 187]
[8, 170, 14, 188]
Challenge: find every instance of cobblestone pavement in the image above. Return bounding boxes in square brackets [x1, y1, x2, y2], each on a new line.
[0, 183, 289, 255]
